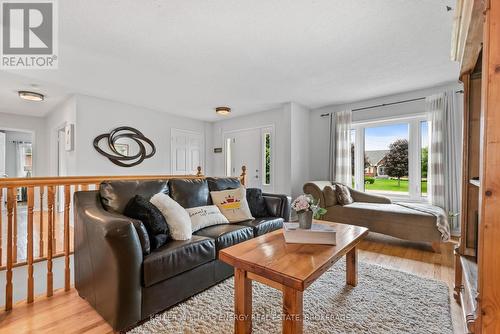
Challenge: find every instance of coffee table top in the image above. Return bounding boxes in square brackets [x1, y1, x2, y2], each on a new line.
[219, 220, 368, 291]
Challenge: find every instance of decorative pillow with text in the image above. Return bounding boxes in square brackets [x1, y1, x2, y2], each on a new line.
[186, 205, 229, 232]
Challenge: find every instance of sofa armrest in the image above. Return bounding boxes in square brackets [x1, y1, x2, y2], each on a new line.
[348, 187, 392, 204]
[74, 190, 143, 331]
[303, 181, 334, 208]
[263, 193, 291, 221]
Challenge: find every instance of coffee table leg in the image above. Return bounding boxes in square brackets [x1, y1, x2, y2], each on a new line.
[346, 246, 358, 287]
[234, 268, 252, 333]
[282, 286, 303, 334]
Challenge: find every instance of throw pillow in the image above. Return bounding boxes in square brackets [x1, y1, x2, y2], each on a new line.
[246, 188, 269, 217]
[323, 186, 337, 207]
[124, 195, 170, 250]
[335, 183, 353, 205]
[210, 187, 254, 223]
[150, 193, 192, 240]
[186, 205, 229, 232]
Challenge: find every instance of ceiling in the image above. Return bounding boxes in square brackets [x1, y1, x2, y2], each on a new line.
[1, 0, 459, 121]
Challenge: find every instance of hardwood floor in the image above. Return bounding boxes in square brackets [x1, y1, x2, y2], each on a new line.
[0, 234, 463, 334]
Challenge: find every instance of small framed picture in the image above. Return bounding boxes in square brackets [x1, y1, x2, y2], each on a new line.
[64, 124, 74, 151]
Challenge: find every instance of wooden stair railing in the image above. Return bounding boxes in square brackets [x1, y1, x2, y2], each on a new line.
[0, 166, 249, 311]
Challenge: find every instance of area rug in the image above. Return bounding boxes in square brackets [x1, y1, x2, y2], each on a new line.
[129, 261, 453, 334]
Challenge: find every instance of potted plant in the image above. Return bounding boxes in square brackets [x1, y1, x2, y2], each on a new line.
[291, 194, 327, 229]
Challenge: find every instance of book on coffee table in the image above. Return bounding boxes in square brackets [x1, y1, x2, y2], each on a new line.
[283, 222, 336, 245]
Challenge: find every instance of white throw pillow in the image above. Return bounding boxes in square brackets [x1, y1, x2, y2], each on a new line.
[186, 205, 229, 232]
[210, 187, 254, 223]
[150, 193, 192, 240]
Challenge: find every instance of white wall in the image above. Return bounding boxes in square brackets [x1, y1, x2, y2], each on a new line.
[290, 102, 310, 198]
[45, 97, 78, 176]
[71, 95, 209, 176]
[309, 81, 463, 180]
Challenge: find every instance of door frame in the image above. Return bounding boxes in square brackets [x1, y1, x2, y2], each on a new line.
[170, 128, 205, 175]
[222, 124, 275, 192]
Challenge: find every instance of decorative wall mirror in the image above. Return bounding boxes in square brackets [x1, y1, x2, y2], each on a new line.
[93, 126, 156, 167]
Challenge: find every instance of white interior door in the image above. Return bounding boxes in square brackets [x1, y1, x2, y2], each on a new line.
[171, 129, 204, 175]
[224, 126, 274, 191]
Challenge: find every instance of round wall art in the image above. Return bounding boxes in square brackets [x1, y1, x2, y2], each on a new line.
[93, 126, 156, 167]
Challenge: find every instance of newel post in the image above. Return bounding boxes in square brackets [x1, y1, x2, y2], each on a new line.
[240, 166, 247, 186]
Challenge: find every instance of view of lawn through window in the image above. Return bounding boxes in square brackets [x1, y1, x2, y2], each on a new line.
[355, 120, 429, 196]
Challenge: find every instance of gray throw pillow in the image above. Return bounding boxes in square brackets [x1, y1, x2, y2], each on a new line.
[335, 184, 353, 205]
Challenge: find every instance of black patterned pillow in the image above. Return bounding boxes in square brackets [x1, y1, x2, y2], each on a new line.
[246, 188, 269, 217]
[124, 195, 170, 250]
[335, 184, 353, 205]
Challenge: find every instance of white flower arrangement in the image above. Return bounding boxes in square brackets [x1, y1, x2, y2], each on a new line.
[291, 194, 327, 219]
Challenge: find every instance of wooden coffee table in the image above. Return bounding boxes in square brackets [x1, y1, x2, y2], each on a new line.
[219, 220, 368, 334]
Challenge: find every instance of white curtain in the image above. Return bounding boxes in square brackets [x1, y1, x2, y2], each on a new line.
[15, 143, 28, 177]
[426, 91, 462, 231]
[334, 110, 352, 185]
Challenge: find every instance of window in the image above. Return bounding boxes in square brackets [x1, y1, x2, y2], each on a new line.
[351, 116, 428, 201]
[364, 123, 409, 195]
[263, 132, 271, 185]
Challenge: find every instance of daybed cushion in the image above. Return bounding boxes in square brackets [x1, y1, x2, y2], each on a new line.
[194, 224, 253, 252]
[142, 236, 215, 287]
[236, 217, 284, 237]
[324, 202, 443, 242]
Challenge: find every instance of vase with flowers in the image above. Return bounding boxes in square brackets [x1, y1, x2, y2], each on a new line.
[291, 194, 327, 229]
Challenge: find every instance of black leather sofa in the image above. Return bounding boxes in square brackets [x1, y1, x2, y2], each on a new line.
[74, 177, 290, 331]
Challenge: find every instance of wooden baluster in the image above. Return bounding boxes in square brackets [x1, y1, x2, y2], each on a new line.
[64, 185, 71, 291]
[81, 184, 89, 191]
[39, 186, 44, 258]
[13, 189, 17, 263]
[47, 185, 55, 297]
[0, 187, 3, 267]
[94, 183, 100, 190]
[52, 187, 56, 253]
[27, 187, 35, 303]
[240, 165, 247, 187]
[196, 166, 202, 176]
[5, 187, 15, 310]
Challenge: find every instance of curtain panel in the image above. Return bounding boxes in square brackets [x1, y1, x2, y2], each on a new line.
[426, 91, 462, 232]
[334, 110, 352, 185]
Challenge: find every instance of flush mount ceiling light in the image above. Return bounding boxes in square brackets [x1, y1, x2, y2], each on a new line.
[18, 91, 44, 102]
[215, 106, 231, 115]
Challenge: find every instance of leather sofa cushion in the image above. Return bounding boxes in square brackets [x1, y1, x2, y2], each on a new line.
[236, 217, 284, 237]
[100, 180, 169, 213]
[194, 224, 253, 252]
[206, 177, 241, 191]
[169, 179, 210, 208]
[143, 236, 215, 287]
[264, 196, 282, 217]
[124, 195, 170, 250]
[246, 188, 269, 217]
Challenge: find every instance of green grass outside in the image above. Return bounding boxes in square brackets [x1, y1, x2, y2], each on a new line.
[364, 178, 427, 194]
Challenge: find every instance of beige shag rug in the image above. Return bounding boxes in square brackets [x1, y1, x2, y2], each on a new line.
[129, 261, 453, 334]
